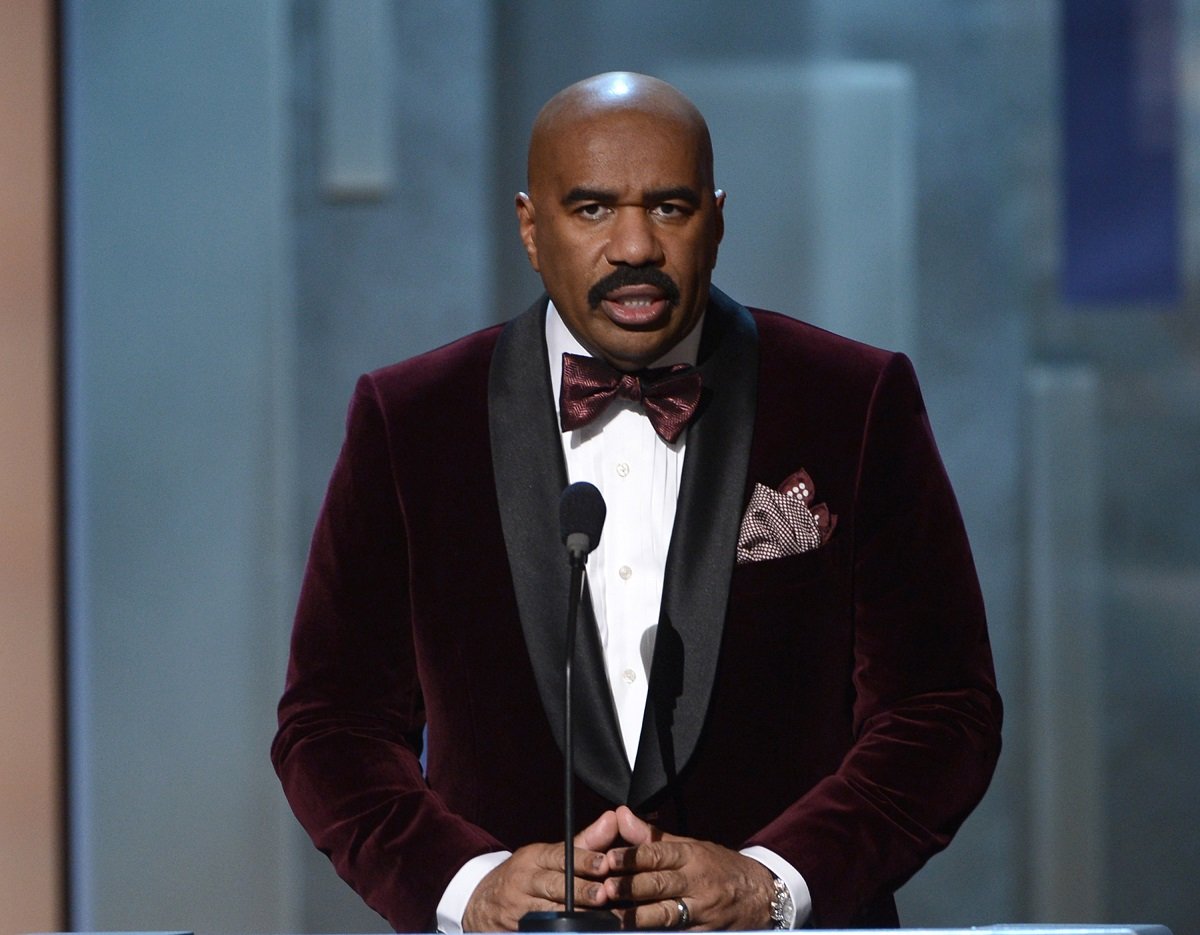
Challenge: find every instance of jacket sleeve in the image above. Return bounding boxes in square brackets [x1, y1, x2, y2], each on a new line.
[744, 353, 1003, 926]
[270, 374, 504, 933]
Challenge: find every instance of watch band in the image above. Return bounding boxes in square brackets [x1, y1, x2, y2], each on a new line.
[769, 874, 793, 929]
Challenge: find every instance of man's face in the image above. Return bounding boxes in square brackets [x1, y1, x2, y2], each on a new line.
[517, 109, 724, 371]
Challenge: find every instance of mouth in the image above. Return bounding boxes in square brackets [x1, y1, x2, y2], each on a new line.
[586, 263, 681, 331]
[600, 285, 671, 327]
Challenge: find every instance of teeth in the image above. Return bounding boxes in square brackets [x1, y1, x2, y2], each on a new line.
[615, 297, 655, 307]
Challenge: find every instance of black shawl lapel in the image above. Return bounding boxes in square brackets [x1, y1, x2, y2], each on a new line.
[488, 298, 631, 805]
[629, 288, 759, 809]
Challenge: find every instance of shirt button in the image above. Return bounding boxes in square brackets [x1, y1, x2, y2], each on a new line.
[616, 462, 630, 478]
[622, 669, 637, 684]
[618, 565, 632, 580]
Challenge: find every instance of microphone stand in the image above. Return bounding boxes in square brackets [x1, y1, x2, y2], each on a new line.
[519, 547, 612, 932]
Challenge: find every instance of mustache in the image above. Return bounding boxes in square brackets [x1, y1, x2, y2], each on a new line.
[587, 266, 680, 309]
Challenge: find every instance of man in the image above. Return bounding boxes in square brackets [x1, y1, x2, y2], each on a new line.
[272, 72, 1002, 932]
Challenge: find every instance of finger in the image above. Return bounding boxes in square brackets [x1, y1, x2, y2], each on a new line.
[529, 841, 570, 870]
[674, 896, 693, 930]
[615, 897, 685, 931]
[524, 842, 613, 902]
[530, 865, 608, 906]
[604, 865, 688, 903]
[526, 840, 607, 888]
[571, 875, 612, 909]
[572, 844, 609, 880]
[533, 835, 612, 880]
[524, 862, 601, 906]
[532, 840, 604, 878]
[576, 809, 621, 852]
[614, 805, 659, 845]
[607, 839, 688, 873]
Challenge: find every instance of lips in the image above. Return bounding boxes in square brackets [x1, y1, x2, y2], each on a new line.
[601, 285, 670, 327]
[586, 267, 681, 322]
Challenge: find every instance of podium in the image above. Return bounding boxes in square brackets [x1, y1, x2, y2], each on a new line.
[24, 926, 1174, 935]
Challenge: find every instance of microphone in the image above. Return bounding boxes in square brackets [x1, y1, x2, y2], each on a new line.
[560, 481, 606, 564]
[519, 483, 612, 933]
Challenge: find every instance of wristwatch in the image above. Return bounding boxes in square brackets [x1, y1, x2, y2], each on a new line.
[769, 875, 793, 929]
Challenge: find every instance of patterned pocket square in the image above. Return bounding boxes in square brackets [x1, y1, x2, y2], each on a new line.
[736, 468, 837, 565]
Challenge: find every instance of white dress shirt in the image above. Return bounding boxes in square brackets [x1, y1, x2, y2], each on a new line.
[547, 302, 699, 766]
[435, 304, 810, 931]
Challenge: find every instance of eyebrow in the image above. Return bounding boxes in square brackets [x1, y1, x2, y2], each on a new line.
[563, 187, 618, 206]
[562, 186, 703, 208]
[647, 186, 702, 207]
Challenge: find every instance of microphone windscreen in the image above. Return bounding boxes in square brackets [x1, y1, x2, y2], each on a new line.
[559, 481, 606, 552]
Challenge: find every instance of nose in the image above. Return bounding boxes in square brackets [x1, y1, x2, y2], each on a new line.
[604, 208, 665, 267]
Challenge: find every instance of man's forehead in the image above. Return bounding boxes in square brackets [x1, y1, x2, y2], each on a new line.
[554, 107, 697, 150]
[534, 112, 706, 190]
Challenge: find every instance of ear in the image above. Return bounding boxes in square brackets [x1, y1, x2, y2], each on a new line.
[515, 192, 540, 272]
[708, 188, 726, 268]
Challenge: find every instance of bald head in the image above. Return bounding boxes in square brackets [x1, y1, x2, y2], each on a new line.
[515, 72, 724, 370]
[527, 72, 715, 193]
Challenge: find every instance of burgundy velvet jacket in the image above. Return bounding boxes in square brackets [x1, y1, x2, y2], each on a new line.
[271, 289, 1002, 932]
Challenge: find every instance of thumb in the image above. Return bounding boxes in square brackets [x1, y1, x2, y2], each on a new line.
[576, 809, 620, 851]
[614, 805, 660, 845]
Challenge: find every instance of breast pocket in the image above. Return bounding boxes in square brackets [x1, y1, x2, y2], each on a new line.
[730, 533, 847, 596]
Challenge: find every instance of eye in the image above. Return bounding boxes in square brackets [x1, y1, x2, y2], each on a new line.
[576, 203, 611, 220]
[652, 202, 692, 220]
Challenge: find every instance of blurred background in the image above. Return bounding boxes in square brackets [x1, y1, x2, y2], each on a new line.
[2, 1, 1198, 933]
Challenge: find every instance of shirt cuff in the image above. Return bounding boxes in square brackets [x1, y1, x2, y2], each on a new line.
[436, 850, 512, 934]
[739, 845, 812, 928]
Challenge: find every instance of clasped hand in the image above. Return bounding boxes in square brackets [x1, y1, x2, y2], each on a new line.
[462, 805, 775, 931]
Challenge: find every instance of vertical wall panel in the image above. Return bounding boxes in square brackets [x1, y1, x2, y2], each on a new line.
[1026, 365, 1105, 920]
[290, 1, 496, 925]
[319, 0, 395, 200]
[664, 63, 917, 356]
[0, 0, 63, 930]
[63, 3, 299, 931]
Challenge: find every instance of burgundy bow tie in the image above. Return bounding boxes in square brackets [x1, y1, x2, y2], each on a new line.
[559, 353, 702, 443]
